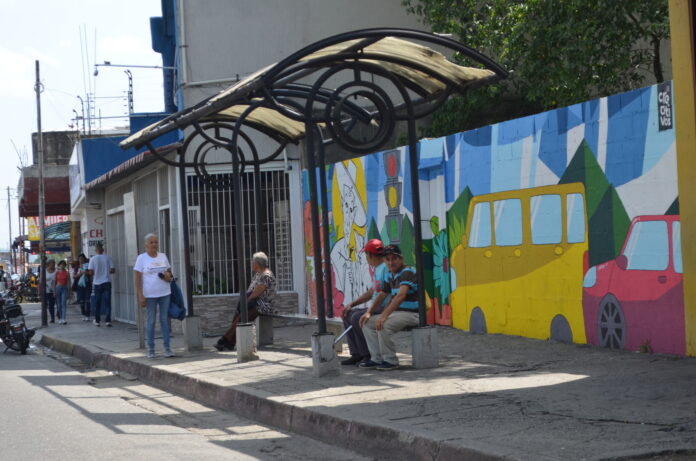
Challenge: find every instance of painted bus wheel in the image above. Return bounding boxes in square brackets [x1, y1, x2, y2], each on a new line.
[469, 307, 487, 334]
[550, 314, 573, 343]
[598, 295, 625, 349]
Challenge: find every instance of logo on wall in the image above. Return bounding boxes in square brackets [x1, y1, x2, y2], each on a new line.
[383, 149, 403, 243]
[657, 81, 673, 131]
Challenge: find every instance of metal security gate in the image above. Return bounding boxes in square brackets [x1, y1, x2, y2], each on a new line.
[186, 168, 293, 295]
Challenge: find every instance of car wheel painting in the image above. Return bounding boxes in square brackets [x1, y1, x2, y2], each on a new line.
[598, 295, 625, 349]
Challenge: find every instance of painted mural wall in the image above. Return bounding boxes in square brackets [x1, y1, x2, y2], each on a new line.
[303, 82, 684, 355]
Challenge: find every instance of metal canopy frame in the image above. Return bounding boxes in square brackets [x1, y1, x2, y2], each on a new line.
[121, 28, 507, 331]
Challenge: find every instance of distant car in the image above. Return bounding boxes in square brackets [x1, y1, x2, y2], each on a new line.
[582, 215, 684, 354]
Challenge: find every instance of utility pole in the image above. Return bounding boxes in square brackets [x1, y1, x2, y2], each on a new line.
[7, 187, 12, 275]
[35, 60, 47, 327]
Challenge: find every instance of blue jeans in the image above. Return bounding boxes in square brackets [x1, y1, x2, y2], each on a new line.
[146, 295, 171, 353]
[46, 292, 56, 322]
[55, 285, 68, 321]
[79, 284, 91, 318]
[92, 282, 112, 323]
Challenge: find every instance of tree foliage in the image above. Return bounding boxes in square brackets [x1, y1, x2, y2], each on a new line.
[402, 0, 670, 137]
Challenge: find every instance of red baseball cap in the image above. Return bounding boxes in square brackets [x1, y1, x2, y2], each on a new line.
[361, 239, 385, 255]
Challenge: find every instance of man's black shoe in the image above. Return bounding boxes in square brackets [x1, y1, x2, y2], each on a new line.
[214, 337, 234, 351]
[341, 354, 363, 366]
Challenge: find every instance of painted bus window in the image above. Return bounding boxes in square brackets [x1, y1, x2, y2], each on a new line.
[673, 221, 683, 274]
[567, 193, 586, 243]
[531, 194, 562, 245]
[469, 202, 492, 248]
[623, 220, 669, 271]
[493, 199, 522, 246]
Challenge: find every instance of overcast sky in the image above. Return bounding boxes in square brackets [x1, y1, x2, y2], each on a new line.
[0, 0, 164, 252]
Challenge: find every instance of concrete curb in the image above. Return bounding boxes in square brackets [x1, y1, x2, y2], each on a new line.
[40, 334, 505, 461]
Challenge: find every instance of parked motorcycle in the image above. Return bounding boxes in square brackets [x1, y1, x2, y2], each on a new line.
[0, 298, 34, 354]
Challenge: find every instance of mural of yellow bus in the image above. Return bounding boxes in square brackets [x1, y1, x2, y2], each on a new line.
[449, 183, 588, 343]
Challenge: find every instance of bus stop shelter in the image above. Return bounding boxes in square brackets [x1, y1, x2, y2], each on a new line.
[121, 28, 507, 374]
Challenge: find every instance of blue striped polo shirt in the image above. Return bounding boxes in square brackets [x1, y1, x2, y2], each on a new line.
[382, 266, 419, 311]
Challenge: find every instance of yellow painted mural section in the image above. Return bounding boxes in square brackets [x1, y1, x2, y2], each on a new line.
[669, 0, 696, 355]
[450, 183, 588, 343]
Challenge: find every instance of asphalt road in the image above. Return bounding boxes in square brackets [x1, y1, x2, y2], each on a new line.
[0, 344, 368, 461]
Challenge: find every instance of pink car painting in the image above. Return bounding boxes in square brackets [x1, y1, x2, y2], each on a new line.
[582, 215, 684, 354]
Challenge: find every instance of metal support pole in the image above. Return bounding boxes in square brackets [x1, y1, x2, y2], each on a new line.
[407, 117, 427, 327]
[35, 60, 47, 327]
[317, 143, 334, 318]
[232, 152, 249, 323]
[178, 158, 194, 316]
[304, 124, 327, 334]
[253, 163, 263, 253]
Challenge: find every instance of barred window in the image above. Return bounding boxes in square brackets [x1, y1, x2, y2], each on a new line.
[187, 170, 293, 295]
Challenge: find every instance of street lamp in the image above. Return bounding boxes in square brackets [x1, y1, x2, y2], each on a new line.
[93, 61, 176, 76]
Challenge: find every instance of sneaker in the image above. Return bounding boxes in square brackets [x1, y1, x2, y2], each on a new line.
[358, 360, 381, 369]
[82, 316, 89, 321]
[341, 354, 364, 366]
[147, 351, 156, 359]
[214, 337, 234, 351]
[94, 321, 100, 327]
[377, 361, 400, 371]
[105, 322, 112, 327]
[163, 350, 175, 358]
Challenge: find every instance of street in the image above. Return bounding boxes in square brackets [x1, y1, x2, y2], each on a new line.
[0, 344, 368, 461]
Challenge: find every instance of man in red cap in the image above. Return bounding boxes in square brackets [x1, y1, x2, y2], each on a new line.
[339, 238, 390, 365]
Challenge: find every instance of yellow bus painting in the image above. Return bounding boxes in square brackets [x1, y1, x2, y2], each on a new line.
[449, 183, 588, 343]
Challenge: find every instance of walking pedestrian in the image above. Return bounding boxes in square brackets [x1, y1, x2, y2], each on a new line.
[214, 251, 276, 351]
[44, 260, 57, 323]
[339, 239, 390, 365]
[76, 254, 92, 321]
[134, 233, 174, 358]
[88, 242, 115, 327]
[55, 260, 70, 324]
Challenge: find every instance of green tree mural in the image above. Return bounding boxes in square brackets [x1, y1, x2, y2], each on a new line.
[446, 186, 473, 250]
[560, 140, 631, 267]
[399, 215, 416, 267]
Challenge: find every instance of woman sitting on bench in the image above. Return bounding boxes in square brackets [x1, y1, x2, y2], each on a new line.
[215, 251, 276, 351]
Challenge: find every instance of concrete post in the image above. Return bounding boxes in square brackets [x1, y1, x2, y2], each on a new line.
[256, 316, 274, 346]
[236, 323, 259, 362]
[412, 326, 439, 369]
[182, 315, 203, 351]
[311, 332, 340, 377]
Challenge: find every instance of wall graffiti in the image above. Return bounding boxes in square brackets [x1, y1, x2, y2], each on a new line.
[303, 81, 685, 355]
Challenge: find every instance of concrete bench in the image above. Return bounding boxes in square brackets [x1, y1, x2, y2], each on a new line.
[256, 313, 344, 352]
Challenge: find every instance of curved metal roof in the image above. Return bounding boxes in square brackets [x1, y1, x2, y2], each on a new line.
[120, 28, 507, 151]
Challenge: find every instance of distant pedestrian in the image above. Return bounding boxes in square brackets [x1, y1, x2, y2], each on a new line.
[134, 233, 174, 359]
[215, 251, 276, 351]
[339, 239, 389, 366]
[76, 254, 91, 321]
[55, 260, 70, 324]
[44, 260, 57, 323]
[88, 242, 115, 327]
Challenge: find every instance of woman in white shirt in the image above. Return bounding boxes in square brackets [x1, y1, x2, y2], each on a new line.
[134, 233, 174, 358]
[44, 259, 57, 323]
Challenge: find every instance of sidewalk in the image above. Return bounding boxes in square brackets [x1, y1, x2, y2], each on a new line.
[28, 302, 696, 461]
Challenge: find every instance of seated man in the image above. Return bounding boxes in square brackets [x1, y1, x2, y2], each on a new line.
[359, 244, 419, 371]
[340, 239, 390, 365]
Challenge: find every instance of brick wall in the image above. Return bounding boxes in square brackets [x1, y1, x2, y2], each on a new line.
[191, 291, 299, 335]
